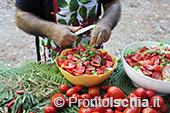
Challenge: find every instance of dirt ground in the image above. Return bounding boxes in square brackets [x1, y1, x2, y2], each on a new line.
[0, 0, 170, 68]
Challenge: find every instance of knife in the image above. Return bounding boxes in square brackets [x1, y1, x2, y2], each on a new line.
[74, 24, 96, 35]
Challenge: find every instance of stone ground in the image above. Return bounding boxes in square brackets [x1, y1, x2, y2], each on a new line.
[0, 0, 170, 68]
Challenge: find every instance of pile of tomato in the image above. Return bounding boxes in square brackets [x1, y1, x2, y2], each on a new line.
[125, 44, 170, 81]
[44, 84, 169, 113]
[57, 44, 114, 76]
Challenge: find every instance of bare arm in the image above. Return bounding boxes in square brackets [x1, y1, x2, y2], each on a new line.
[16, 8, 81, 46]
[90, 0, 121, 46]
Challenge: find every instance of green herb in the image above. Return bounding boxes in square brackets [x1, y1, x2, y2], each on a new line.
[73, 62, 77, 64]
[82, 43, 88, 49]
[73, 51, 81, 54]
[158, 42, 163, 47]
[101, 58, 104, 65]
[137, 47, 142, 50]
[81, 57, 87, 62]
[124, 48, 136, 56]
[86, 54, 95, 60]
[142, 50, 161, 56]
[74, 54, 81, 58]
[89, 44, 96, 49]
[160, 57, 166, 66]
[89, 50, 99, 55]
[61, 56, 67, 59]
[104, 69, 109, 74]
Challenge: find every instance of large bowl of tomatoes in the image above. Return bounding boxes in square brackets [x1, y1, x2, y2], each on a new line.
[56, 44, 117, 87]
[121, 41, 170, 94]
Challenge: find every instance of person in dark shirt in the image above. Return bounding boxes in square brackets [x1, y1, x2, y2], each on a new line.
[15, 0, 121, 63]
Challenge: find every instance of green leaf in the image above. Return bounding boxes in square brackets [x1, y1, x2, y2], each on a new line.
[88, 5, 96, 18]
[58, 19, 67, 25]
[69, 0, 79, 12]
[79, 6, 87, 19]
[40, 40, 45, 46]
[46, 39, 51, 46]
[52, 51, 58, 56]
[58, 0, 68, 8]
[68, 12, 77, 25]
[78, 0, 91, 4]
[39, 46, 43, 53]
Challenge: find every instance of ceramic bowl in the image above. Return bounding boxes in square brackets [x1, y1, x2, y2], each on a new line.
[56, 49, 117, 87]
[121, 41, 170, 94]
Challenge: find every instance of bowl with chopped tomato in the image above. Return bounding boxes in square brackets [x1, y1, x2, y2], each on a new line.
[122, 41, 170, 94]
[56, 44, 117, 87]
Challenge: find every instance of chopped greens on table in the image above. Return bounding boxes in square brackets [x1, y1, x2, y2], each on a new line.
[124, 43, 170, 81]
[57, 44, 114, 76]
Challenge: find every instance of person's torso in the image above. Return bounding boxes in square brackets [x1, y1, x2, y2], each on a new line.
[39, 0, 103, 63]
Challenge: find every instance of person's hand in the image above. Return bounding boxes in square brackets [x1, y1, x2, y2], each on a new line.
[90, 24, 111, 46]
[47, 24, 81, 46]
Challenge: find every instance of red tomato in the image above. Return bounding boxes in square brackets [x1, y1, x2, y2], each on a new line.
[61, 60, 76, 69]
[57, 59, 66, 67]
[66, 85, 82, 97]
[101, 85, 110, 91]
[105, 108, 114, 113]
[101, 66, 107, 71]
[28, 112, 34, 113]
[104, 60, 114, 67]
[71, 93, 81, 104]
[88, 86, 100, 97]
[115, 98, 126, 111]
[154, 65, 163, 72]
[162, 65, 170, 79]
[165, 53, 170, 59]
[66, 50, 74, 55]
[76, 85, 83, 92]
[78, 101, 88, 107]
[152, 72, 162, 80]
[66, 87, 77, 97]
[101, 97, 111, 108]
[123, 106, 140, 113]
[142, 107, 157, 113]
[93, 107, 106, 113]
[146, 89, 156, 99]
[92, 55, 101, 64]
[74, 67, 86, 75]
[85, 70, 91, 75]
[44, 106, 56, 113]
[59, 84, 70, 93]
[89, 86, 100, 90]
[115, 110, 123, 113]
[81, 94, 92, 100]
[91, 61, 101, 67]
[66, 68, 73, 74]
[78, 107, 93, 113]
[50, 93, 65, 109]
[134, 88, 147, 99]
[108, 86, 125, 99]
[150, 95, 164, 110]
[83, 60, 90, 67]
[127, 93, 138, 107]
[160, 103, 168, 113]
[96, 68, 104, 74]
[141, 46, 148, 52]
[65, 97, 72, 107]
[93, 96, 100, 102]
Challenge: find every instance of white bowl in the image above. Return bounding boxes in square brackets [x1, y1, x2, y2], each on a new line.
[121, 41, 170, 94]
